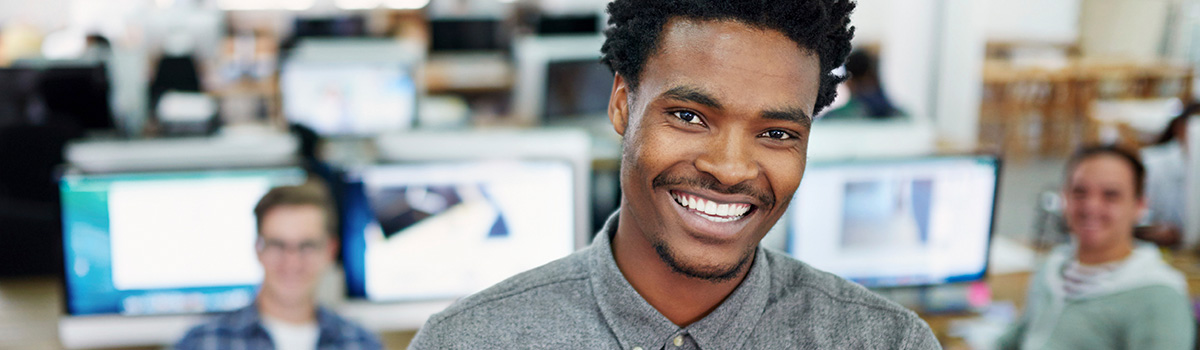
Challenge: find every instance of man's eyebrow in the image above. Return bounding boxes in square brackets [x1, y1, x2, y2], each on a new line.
[660, 86, 723, 110]
[762, 107, 812, 128]
[660, 85, 811, 127]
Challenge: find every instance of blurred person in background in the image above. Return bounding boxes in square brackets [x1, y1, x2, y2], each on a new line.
[820, 49, 900, 120]
[81, 34, 113, 61]
[997, 146, 1193, 350]
[1138, 106, 1192, 248]
[176, 185, 380, 350]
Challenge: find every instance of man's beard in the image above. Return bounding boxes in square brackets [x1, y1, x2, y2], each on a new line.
[645, 172, 770, 282]
[653, 242, 754, 282]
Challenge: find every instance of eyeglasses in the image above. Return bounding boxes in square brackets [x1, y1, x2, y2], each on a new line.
[256, 237, 328, 258]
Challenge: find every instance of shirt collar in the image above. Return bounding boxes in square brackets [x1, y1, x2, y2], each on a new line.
[226, 304, 264, 334]
[588, 210, 772, 350]
[314, 305, 349, 341]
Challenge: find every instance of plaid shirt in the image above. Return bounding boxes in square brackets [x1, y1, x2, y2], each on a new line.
[175, 304, 382, 350]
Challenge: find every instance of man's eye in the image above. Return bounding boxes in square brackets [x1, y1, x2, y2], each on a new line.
[671, 111, 703, 125]
[761, 130, 794, 140]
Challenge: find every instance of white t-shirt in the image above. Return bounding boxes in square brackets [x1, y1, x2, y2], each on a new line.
[261, 315, 319, 350]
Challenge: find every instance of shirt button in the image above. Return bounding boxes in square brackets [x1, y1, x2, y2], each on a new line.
[673, 335, 684, 347]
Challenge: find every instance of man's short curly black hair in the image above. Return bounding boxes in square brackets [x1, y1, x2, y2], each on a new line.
[600, 0, 856, 116]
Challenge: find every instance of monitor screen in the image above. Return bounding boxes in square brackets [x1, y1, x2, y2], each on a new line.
[542, 59, 611, 123]
[293, 16, 367, 38]
[0, 65, 114, 131]
[787, 156, 999, 287]
[280, 61, 416, 136]
[38, 65, 115, 132]
[535, 14, 601, 35]
[429, 19, 507, 52]
[342, 161, 576, 301]
[0, 68, 38, 126]
[60, 168, 307, 316]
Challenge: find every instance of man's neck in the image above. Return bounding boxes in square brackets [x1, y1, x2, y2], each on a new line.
[1076, 238, 1134, 265]
[257, 292, 318, 325]
[611, 214, 750, 327]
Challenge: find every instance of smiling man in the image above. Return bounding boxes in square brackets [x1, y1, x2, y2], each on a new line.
[410, 1, 939, 349]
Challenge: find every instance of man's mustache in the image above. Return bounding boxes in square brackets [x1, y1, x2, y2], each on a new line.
[651, 174, 775, 210]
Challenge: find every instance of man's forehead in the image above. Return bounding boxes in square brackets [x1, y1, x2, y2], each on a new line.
[636, 18, 822, 114]
[654, 19, 816, 68]
[1070, 158, 1137, 191]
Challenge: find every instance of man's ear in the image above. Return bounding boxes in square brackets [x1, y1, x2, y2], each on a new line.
[1137, 193, 1149, 222]
[608, 73, 630, 137]
[325, 235, 339, 261]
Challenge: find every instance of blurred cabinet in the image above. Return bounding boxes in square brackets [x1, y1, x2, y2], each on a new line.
[979, 58, 1192, 159]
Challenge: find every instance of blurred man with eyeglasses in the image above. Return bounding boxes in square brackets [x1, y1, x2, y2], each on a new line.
[176, 184, 381, 350]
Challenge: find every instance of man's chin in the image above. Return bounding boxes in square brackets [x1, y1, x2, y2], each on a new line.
[654, 242, 753, 283]
[261, 284, 314, 305]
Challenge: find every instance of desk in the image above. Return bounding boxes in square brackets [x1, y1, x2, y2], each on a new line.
[920, 272, 1033, 349]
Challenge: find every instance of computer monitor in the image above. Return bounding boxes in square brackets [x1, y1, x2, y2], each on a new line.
[293, 16, 367, 38]
[279, 60, 417, 136]
[542, 58, 612, 123]
[0, 67, 39, 126]
[65, 132, 299, 173]
[59, 168, 307, 316]
[341, 160, 576, 301]
[535, 14, 602, 35]
[512, 35, 609, 126]
[0, 62, 115, 132]
[787, 155, 1000, 288]
[429, 19, 508, 53]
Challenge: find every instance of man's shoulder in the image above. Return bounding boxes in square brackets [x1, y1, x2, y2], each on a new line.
[412, 249, 598, 347]
[761, 249, 937, 348]
[174, 310, 256, 349]
[316, 307, 382, 347]
[764, 249, 914, 314]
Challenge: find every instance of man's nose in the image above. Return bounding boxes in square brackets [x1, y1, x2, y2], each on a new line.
[694, 132, 759, 186]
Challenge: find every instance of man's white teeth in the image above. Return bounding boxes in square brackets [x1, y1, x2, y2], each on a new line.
[671, 191, 752, 220]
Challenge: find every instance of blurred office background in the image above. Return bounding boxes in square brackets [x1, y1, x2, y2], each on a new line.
[1, 0, 1199, 349]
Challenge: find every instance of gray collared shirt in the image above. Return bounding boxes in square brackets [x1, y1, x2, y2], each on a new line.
[411, 212, 939, 349]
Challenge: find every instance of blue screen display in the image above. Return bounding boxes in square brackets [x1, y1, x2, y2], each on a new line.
[341, 161, 576, 302]
[60, 168, 306, 316]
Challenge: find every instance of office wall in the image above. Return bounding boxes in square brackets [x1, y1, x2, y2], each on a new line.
[0, 0, 71, 32]
[982, 0, 1080, 43]
[850, 0, 888, 45]
[1080, 0, 1170, 59]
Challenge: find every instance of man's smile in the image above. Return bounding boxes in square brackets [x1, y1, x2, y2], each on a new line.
[669, 190, 755, 223]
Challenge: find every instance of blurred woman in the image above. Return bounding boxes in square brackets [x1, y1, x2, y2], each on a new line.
[996, 146, 1193, 350]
